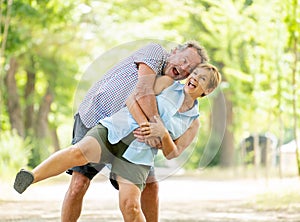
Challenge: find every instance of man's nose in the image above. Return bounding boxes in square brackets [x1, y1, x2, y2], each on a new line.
[180, 63, 190, 72]
[179, 68, 189, 77]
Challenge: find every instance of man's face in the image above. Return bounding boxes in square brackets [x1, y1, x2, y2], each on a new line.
[164, 47, 202, 80]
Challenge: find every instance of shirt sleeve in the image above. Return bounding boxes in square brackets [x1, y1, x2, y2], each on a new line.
[132, 43, 166, 76]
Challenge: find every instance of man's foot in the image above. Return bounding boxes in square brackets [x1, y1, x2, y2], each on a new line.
[13, 169, 34, 194]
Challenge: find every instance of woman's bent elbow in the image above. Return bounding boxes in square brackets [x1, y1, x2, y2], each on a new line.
[164, 151, 179, 160]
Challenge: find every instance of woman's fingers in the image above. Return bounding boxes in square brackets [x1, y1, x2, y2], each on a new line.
[134, 122, 151, 136]
[134, 119, 166, 141]
[139, 122, 150, 127]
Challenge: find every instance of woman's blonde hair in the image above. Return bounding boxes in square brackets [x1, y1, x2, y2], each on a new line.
[198, 63, 222, 97]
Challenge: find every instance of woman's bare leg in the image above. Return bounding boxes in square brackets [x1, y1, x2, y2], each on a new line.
[32, 136, 101, 183]
[118, 176, 145, 222]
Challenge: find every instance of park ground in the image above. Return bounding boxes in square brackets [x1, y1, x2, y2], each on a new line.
[1, 168, 300, 222]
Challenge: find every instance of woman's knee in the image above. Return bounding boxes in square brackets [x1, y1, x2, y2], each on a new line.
[120, 196, 141, 215]
[118, 180, 142, 216]
[76, 136, 101, 163]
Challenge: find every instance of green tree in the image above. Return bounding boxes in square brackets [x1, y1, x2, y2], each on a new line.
[162, 0, 298, 169]
[283, 0, 300, 174]
[1, 0, 88, 166]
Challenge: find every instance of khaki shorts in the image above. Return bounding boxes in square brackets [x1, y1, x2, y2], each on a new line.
[85, 124, 151, 191]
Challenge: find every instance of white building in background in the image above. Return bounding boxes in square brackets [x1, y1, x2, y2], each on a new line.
[280, 140, 300, 175]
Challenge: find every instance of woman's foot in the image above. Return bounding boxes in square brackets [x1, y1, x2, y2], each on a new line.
[13, 169, 34, 194]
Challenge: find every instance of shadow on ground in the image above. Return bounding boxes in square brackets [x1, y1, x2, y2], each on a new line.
[1, 173, 300, 222]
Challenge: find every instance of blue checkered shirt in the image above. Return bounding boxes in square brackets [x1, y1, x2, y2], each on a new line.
[77, 43, 168, 128]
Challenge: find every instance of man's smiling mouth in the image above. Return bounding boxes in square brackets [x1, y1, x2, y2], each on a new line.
[172, 67, 179, 75]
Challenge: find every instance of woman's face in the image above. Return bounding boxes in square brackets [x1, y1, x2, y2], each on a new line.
[184, 67, 212, 98]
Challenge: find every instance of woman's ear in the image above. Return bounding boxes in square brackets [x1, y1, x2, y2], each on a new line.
[204, 88, 214, 96]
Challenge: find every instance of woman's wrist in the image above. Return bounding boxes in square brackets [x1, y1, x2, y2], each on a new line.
[160, 128, 169, 140]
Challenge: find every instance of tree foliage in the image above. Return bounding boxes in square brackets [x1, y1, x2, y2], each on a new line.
[0, 0, 299, 172]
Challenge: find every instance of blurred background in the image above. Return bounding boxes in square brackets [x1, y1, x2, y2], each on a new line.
[1, 0, 299, 179]
[0, 0, 299, 221]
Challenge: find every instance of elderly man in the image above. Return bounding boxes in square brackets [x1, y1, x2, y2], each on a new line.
[62, 41, 208, 222]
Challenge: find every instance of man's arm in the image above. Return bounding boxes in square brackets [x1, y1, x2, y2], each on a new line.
[126, 63, 173, 147]
[126, 64, 174, 126]
[134, 63, 158, 122]
[125, 94, 148, 125]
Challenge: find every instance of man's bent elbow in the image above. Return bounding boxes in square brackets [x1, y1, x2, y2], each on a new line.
[134, 88, 155, 101]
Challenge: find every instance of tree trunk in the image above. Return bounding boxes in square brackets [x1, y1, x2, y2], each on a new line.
[210, 88, 234, 167]
[0, 0, 14, 134]
[35, 87, 53, 139]
[291, 26, 299, 176]
[4, 57, 24, 137]
[219, 90, 234, 167]
[24, 62, 36, 135]
[50, 128, 60, 152]
[29, 87, 53, 168]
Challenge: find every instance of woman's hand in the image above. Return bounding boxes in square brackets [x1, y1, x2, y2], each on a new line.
[134, 116, 167, 139]
[133, 117, 166, 148]
[133, 116, 168, 139]
[133, 122, 151, 140]
[147, 116, 168, 139]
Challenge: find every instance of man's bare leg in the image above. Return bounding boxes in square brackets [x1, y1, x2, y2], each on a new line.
[61, 172, 91, 222]
[141, 176, 159, 222]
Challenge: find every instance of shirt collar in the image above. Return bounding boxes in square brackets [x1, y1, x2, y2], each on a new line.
[167, 82, 199, 117]
[161, 54, 169, 76]
[182, 100, 199, 117]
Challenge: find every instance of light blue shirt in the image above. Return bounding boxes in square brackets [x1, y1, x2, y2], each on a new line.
[100, 81, 199, 166]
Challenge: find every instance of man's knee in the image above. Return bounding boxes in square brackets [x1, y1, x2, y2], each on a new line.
[68, 172, 90, 198]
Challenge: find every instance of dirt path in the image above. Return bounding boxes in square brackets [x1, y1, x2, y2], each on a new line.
[1, 174, 300, 222]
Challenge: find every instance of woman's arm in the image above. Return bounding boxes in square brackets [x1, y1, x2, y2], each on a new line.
[138, 117, 200, 160]
[161, 118, 200, 159]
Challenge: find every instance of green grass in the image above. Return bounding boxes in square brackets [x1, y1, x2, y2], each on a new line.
[254, 191, 300, 211]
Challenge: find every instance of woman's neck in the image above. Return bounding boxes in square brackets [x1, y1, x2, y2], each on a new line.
[178, 93, 196, 113]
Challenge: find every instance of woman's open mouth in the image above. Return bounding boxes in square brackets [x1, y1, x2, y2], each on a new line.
[187, 78, 197, 88]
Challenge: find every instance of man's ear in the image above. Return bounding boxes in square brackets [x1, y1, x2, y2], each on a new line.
[171, 48, 178, 54]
